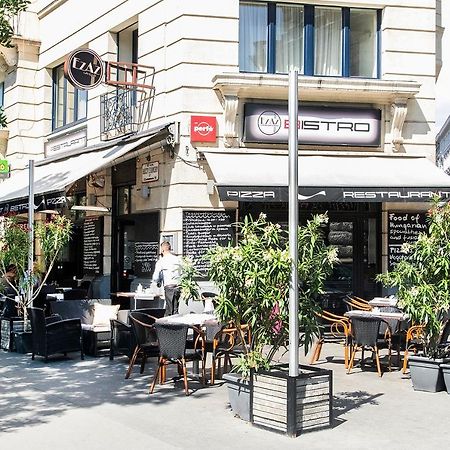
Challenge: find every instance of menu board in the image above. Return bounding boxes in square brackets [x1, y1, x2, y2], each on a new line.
[387, 212, 427, 270]
[134, 241, 159, 276]
[183, 210, 234, 279]
[83, 216, 103, 275]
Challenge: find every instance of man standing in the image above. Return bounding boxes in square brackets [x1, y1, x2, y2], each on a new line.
[152, 241, 182, 316]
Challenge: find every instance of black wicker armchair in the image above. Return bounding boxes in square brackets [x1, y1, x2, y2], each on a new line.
[29, 307, 84, 362]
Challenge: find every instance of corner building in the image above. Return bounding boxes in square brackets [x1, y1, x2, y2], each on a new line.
[0, 1, 447, 305]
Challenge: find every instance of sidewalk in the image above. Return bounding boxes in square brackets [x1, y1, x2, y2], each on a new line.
[0, 344, 449, 449]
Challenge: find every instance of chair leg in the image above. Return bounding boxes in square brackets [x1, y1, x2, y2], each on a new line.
[140, 355, 147, 374]
[388, 345, 392, 372]
[402, 348, 409, 374]
[32, 353, 35, 360]
[344, 343, 349, 369]
[125, 346, 139, 379]
[160, 362, 166, 384]
[150, 357, 162, 394]
[310, 339, 323, 364]
[347, 347, 357, 374]
[182, 358, 189, 396]
[211, 355, 216, 385]
[374, 347, 382, 377]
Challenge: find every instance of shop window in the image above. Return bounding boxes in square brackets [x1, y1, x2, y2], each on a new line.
[52, 64, 87, 130]
[239, 2, 380, 78]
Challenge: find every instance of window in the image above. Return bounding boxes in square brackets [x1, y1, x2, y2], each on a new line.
[53, 64, 87, 130]
[239, 2, 380, 78]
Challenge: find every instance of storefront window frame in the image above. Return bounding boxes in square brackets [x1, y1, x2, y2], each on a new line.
[239, 2, 381, 79]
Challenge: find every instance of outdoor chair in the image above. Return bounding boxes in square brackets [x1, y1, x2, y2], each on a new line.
[29, 307, 83, 362]
[110, 318, 132, 360]
[125, 312, 159, 379]
[347, 316, 392, 377]
[402, 324, 425, 373]
[310, 310, 352, 368]
[150, 322, 205, 396]
[210, 323, 251, 385]
[344, 295, 373, 312]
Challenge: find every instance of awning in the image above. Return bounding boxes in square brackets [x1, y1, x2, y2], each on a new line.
[0, 127, 168, 215]
[204, 153, 450, 202]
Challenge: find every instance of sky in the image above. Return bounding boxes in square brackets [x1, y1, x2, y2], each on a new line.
[436, 4, 450, 131]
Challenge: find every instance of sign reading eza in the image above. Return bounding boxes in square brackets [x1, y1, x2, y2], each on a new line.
[190, 116, 217, 142]
[64, 49, 104, 90]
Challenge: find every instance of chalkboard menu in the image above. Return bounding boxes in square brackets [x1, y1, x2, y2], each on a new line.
[388, 212, 427, 270]
[183, 210, 234, 278]
[134, 241, 159, 276]
[83, 216, 104, 275]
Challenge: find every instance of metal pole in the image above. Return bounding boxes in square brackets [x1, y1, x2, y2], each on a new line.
[28, 160, 34, 306]
[288, 70, 299, 377]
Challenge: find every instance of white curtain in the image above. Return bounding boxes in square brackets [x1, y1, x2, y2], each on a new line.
[239, 2, 267, 72]
[314, 7, 342, 76]
[350, 9, 377, 77]
[276, 5, 304, 73]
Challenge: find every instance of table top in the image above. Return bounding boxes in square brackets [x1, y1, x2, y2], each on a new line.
[157, 313, 218, 326]
[369, 297, 398, 307]
[114, 291, 159, 299]
[344, 310, 407, 321]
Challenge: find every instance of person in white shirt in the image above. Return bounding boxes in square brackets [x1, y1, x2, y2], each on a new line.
[152, 241, 182, 316]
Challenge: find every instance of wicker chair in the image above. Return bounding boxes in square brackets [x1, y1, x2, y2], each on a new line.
[344, 295, 373, 312]
[347, 316, 392, 377]
[125, 312, 159, 379]
[210, 323, 251, 385]
[150, 322, 205, 396]
[29, 307, 83, 362]
[310, 310, 352, 368]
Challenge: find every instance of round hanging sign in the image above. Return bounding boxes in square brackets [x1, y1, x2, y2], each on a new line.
[64, 49, 104, 90]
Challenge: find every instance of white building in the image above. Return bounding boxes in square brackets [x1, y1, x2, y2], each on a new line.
[0, 0, 448, 304]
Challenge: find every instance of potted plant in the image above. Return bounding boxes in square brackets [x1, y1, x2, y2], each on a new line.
[377, 198, 450, 392]
[0, 215, 72, 341]
[205, 213, 338, 435]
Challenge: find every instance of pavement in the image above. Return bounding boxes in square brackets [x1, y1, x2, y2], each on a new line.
[0, 343, 449, 450]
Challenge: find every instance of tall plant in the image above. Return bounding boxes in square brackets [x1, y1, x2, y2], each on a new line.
[377, 198, 450, 358]
[206, 213, 338, 376]
[0, 215, 72, 320]
[0, 0, 30, 47]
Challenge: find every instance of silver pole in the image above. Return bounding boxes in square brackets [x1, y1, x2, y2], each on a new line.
[28, 160, 34, 306]
[288, 70, 299, 377]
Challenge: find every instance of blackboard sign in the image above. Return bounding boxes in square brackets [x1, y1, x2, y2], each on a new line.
[183, 210, 234, 279]
[134, 241, 159, 276]
[388, 212, 427, 270]
[83, 216, 104, 275]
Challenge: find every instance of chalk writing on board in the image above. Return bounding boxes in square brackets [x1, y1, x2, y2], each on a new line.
[83, 216, 103, 275]
[388, 212, 427, 270]
[134, 241, 159, 274]
[182, 210, 234, 278]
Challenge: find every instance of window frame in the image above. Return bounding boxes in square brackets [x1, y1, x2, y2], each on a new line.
[239, 2, 381, 79]
[52, 64, 88, 131]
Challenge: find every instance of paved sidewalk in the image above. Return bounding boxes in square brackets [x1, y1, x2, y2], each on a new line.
[0, 344, 449, 449]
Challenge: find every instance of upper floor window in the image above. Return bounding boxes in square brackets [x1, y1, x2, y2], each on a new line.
[53, 64, 87, 130]
[239, 2, 380, 78]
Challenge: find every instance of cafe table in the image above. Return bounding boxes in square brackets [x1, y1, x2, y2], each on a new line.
[113, 291, 163, 310]
[368, 297, 399, 308]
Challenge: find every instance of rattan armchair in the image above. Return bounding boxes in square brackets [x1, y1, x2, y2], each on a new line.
[347, 316, 392, 377]
[344, 295, 373, 312]
[29, 307, 83, 362]
[310, 310, 352, 368]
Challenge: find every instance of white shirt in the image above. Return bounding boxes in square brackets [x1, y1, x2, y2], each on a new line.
[152, 253, 181, 286]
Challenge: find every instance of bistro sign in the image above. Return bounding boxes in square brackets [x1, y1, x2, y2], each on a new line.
[243, 103, 381, 147]
[64, 49, 104, 90]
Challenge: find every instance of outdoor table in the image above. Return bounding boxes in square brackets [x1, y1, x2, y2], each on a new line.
[368, 297, 398, 308]
[114, 291, 163, 310]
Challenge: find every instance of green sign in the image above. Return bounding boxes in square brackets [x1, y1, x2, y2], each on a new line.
[0, 159, 9, 178]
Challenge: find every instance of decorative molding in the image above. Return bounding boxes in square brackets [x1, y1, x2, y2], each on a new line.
[0, 45, 18, 68]
[223, 94, 239, 147]
[390, 100, 408, 152]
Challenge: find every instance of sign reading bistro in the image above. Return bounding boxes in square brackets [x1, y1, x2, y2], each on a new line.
[64, 49, 104, 90]
[243, 103, 381, 147]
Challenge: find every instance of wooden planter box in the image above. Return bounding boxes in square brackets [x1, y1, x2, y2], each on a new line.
[251, 364, 333, 437]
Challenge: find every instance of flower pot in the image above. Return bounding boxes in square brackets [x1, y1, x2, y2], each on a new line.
[13, 331, 33, 354]
[251, 364, 332, 437]
[222, 372, 251, 422]
[408, 355, 446, 392]
[440, 363, 450, 394]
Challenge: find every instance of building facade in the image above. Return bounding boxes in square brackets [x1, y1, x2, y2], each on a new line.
[0, 0, 448, 303]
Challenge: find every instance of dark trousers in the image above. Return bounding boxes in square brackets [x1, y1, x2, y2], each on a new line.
[164, 285, 180, 316]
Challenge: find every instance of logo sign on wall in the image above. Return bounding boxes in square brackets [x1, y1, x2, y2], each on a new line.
[0, 159, 9, 178]
[64, 49, 104, 90]
[142, 161, 159, 183]
[190, 116, 217, 142]
[243, 103, 381, 147]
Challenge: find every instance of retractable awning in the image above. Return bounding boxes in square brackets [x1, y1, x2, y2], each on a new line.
[0, 125, 169, 215]
[204, 153, 450, 202]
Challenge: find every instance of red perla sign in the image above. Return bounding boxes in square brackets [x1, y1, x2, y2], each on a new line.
[190, 116, 217, 142]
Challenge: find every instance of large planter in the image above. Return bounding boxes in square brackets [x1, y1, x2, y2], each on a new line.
[439, 363, 450, 394]
[251, 364, 333, 437]
[222, 372, 251, 422]
[408, 355, 447, 393]
[1, 318, 24, 351]
[13, 331, 33, 354]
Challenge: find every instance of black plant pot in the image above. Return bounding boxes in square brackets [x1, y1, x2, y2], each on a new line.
[13, 331, 33, 354]
[408, 355, 446, 392]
